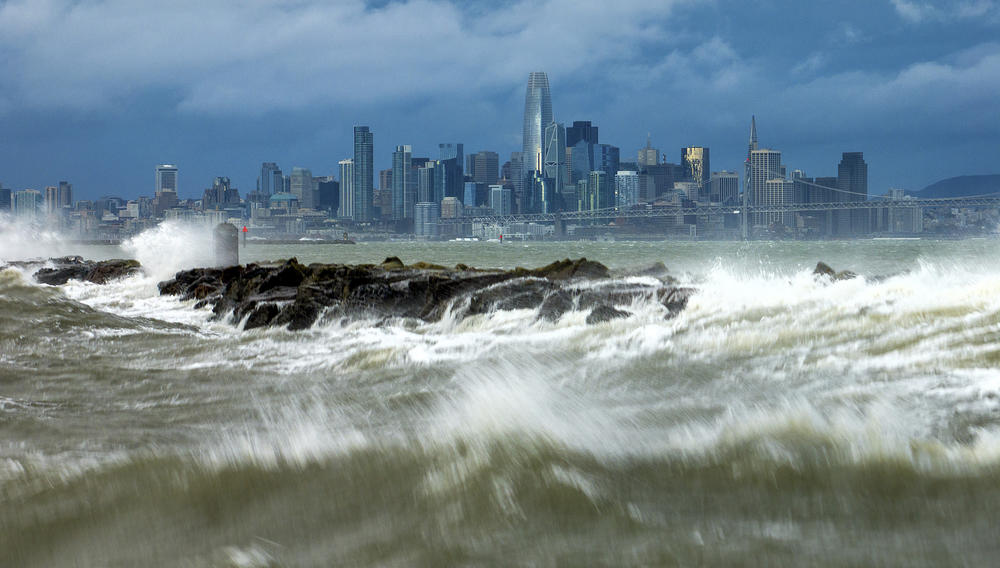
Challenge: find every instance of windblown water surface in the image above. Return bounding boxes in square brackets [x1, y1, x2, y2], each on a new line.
[2, 221, 1000, 566]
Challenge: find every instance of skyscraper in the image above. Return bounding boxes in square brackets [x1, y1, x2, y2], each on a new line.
[414, 201, 440, 238]
[471, 151, 500, 185]
[155, 164, 178, 195]
[289, 167, 315, 209]
[392, 145, 413, 221]
[581, 170, 611, 210]
[509, 152, 524, 211]
[438, 143, 464, 201]
[542, 122, 567, 211]
[521, 72, 553, 179]
[489, 184, 513, 215]
[638, 135, 659, 169]
[0, 185, 10, 211]
[595, 144, 621, 181]
[837, 152, 868, 201]
[749, 149, 784, 226]
[44, 186, 59, 214]
[616, 171, 640, 208]
[838, 151, 869, 234]
[56, 181, 72, 209]
[353, 126, 374, 222]
[338, 159, 355, 219]
[258, 162, 281, 197]
[417, 162, 436, 203]
[710, 171, 740, 204]
[13, 189, 42, 219]
[743, 116, 758, 236]
[681, 147, 711, 190]
[566, 121, 598, 147]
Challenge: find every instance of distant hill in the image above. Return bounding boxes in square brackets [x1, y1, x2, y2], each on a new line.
[909, 175, 1000, 198]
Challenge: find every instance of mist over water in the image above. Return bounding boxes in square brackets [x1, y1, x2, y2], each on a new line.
[2, 225, 1000, 566]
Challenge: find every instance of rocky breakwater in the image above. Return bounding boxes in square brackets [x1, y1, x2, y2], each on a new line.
[157, 257, 695, 330]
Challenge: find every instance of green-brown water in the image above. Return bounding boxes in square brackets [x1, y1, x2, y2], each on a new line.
[3, 222, 1000, 566]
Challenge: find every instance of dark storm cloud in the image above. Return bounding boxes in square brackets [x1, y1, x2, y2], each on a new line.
[0, 0, 998, 198]
[0, 0, 695, 113]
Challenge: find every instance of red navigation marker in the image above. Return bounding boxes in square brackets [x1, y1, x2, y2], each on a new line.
[242, 226, 248, 232]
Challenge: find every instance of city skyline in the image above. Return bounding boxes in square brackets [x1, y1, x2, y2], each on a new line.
[2, 0, 999, 200]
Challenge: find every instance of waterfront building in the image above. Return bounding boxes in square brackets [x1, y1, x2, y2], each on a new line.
[353, 126, 374, 222]
[338, 159, 355, 219]
[441, 196, 461, 219]
[0, 186, 10, 211]
[414, 202, 440, 238]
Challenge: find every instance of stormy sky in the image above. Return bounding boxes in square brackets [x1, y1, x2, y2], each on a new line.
[1, 0, 998, 200]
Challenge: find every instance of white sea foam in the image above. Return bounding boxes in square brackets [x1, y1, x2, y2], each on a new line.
[122, 220, 216, 283]
[0, 214, 75, 261]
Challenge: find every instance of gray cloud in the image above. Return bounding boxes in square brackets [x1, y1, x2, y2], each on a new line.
[0, 0, 699, 114]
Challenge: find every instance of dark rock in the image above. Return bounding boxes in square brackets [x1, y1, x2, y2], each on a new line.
[157, 257, 691, 331]
[34, 265, 90, 285]
[538, 290, 574, 321]
[813, 262, 836, 277]
[532, 257, 610, 280]
[33, 258, 140, 285]
[84, 259, 141, 284]
[244, 303, 281, 330]
[259, 258, 307, 292]
[586, 304, 630, 324]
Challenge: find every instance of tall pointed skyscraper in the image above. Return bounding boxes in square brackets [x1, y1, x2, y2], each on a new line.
[742, 116, 758, 238]
[521, 72, 553, 203]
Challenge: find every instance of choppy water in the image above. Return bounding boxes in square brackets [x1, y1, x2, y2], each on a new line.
[2, 220, 1000, 566]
